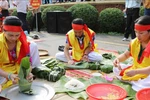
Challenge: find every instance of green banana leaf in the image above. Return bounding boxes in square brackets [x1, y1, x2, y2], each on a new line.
[54, 76, 90, 100]
[112, 79, 136, 98]
[100, 59, 113, 66]
[66, 61, 89, 69]
[18, 57, 32, 94]
[67, 91, 88, 100]
[89, 76, 108, 84]
[102, 53, 116, 60]
[54, 76, 136, 100]
[54, 76, 90, 93]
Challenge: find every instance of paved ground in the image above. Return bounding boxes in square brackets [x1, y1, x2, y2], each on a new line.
[30, 31, 131, 57]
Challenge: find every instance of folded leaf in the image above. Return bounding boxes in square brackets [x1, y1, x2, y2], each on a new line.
[18, 57, 32, 94]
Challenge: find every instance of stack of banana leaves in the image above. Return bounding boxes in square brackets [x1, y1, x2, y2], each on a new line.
[32, 53, 132, 82]
[66, 53, 116, 73]
[32, 58, 66, 82]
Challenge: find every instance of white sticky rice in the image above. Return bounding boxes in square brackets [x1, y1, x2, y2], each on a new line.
[64, 78, 85, 90]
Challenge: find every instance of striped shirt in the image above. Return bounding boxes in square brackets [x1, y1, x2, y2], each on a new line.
[10, 48, 16, 60]
[125, 0, 142, 8]
[66, 35, 95, 47]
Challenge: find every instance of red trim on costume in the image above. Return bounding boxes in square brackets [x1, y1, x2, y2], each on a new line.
[143, 42, 150, 57]
[72, 24, 84, 30]
[4, 25, 30, 64]
[78, 40, 84, 50]
[8, 51, 13, 63]
[0, 28, 2, 32]
[73, 58, 81, 62]
[135, 24, 150, 31]
[137, 55, 144, 64]
[66, 34, 72, 47]
[137, 42, 150, 63]
[83, 24, 95, 50]
[3, 25, 22, 32]
[0, 17, 5, 21]
[120, 66, 132, 76]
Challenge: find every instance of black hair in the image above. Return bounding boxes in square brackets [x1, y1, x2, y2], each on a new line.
[135, 15, 150, 32]
[3, 16, 22, 26]
[72, 18, 84, 25]
[135, 15, 150, 25]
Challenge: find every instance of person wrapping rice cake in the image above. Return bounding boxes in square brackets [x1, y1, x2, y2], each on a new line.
[113, 15, 150, 91]
[55, 18, 103, 65]
[0, 16, 41, 89]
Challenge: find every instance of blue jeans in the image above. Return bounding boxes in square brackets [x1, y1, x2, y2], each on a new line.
[144, 8, 150, 16]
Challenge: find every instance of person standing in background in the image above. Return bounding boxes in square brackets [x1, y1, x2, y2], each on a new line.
[12, 0, 30, 34]
[0, 0, 9, 17]
[8, 0, 15, 9]
[142, 0, 150, 16]
[30, 5, 43, 32]
[122, 0, 142, 41]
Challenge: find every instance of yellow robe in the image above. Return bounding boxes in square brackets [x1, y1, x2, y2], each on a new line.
[66, 29, 95, 61]
[122, 38, 150, 81]
[0, 33, 21, 89]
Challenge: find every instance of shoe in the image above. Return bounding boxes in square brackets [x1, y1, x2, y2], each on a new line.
[31, 34, 40, 39]
[58, 45, 72, 52]
[122, 38, 128, 41]
[58, 45, 64, 51]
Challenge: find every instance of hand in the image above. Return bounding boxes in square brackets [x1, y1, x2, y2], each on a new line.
[26, 73, 34, 83]
[68, 60, 75, 65]
[113, 58, 122, 70]
[82, 54, 89, 62]
[126, 70, 137, 77]
[123, 8, 126, 13]
[9, 74, 19, 84]
[12, 3, 17, 7]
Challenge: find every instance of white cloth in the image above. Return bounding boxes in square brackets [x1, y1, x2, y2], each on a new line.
[125, 0, 141, 8]
[8, 0, 15, 8]
[113, 63, 130, 80]
[29, 42, 41, 68]
[55, 51, 103, 62]
[0, 0, 8, 9]
[131, 76, 150, 91]
[113, 63, 150, 91]
[12, 0, 30, 13]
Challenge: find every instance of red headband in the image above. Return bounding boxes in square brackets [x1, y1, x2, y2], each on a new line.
[72, 24, 84, 30]
[3, 25, 22, 32]
[135, 24, 150, 31]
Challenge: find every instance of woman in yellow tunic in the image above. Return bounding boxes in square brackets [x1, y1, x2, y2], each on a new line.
[0, 16, 41, 89]
[113, 15, 150, 91]
[55, 18, 103, 65]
